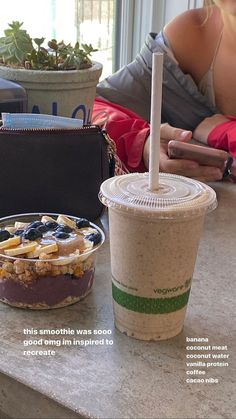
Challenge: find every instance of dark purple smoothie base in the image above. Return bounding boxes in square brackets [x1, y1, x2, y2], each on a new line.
[0, 268, 95, 309]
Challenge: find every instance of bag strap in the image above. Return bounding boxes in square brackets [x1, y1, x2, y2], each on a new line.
[102, 130, 129, 176]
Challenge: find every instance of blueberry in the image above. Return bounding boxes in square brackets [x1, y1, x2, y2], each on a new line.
[56, 225, 73, 234]
[86, 231, 102, 245]
[28, 221, 43, 229]
[24, 228, 42, 241]
[0, 229, 10, 242]
[37, 224, 50, 234]
[76, 218, 90, 229]
[53, 231, 70, 239]
[45, 221, 58, 230]
[14, 229, 24, 236]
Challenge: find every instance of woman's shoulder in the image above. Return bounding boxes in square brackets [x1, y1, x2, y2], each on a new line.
[164, 6, 221, 79]
[164, 7, 207, 34]
[164, 8, 211, 54]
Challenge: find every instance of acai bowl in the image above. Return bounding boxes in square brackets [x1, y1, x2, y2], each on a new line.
[0, 213, 104, 309]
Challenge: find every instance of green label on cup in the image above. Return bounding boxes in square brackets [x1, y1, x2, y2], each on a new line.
[112, 282, 190, 314]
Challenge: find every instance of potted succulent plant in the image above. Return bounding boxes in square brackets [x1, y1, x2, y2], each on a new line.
[0, 21, 103, 122]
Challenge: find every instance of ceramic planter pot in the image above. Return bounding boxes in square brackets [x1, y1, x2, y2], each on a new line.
[0, 62, 103, 123]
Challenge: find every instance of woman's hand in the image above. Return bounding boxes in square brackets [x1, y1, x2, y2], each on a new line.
[230, 159, 236, 181]
[143, 123, 223, 182]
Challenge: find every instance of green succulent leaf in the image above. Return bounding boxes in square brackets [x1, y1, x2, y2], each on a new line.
[7, 21, 24, 31]
[34, 37, 45, 47]
[81, 43, 98, 54]
[0, 21, 33, 65]
[0, 21, 97, 70]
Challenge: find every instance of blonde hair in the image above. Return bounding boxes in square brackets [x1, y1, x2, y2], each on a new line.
[204, 0, 214, 5]
[201, 0, 215, 25]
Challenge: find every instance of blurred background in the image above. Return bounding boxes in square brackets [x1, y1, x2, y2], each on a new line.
[0, 0, 204, 79]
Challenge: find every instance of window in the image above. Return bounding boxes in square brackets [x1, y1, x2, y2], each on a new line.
[0, 0, 116, 78]
[117, 0, 204, 68]
[0, 0, 204, 76]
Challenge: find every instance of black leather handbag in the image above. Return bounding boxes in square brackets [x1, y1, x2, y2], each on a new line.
[0, 125, 115, 220]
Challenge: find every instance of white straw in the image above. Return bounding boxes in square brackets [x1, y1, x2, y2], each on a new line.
[148, 52, 163, 191]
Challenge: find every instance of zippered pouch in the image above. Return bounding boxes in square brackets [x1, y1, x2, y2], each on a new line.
[0, 119, 115, 220]
[1, 112, 84, 129]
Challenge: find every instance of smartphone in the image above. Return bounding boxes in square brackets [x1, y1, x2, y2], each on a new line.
[168, 140, 233, 173]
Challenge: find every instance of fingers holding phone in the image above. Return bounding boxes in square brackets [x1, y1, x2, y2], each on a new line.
[160, 141, 223, 182]
[168, 140, 233, 181]
[159, 123, 223, 181]
[143, 123, 226, 182]
[160, 123, 192, 143]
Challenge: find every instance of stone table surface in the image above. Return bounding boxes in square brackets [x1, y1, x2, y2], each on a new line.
[0, 181, 235, 419]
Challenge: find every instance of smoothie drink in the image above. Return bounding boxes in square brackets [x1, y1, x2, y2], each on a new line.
[99, 172, 217, 341]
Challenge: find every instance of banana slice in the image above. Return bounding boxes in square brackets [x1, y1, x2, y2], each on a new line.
[41, 243, 58, 254]
[75, 240, 93, 262]
[51, 255, 75, 266]
[14, 222, 29, 229]
[79, 227, 98, 235]
[5, 226, 17, 234]
[0, 236, 21, 250]
[4, 241, 38, 256]
[83, 239, 94, 252]
[27, 245, 42, 259]
[27, 243, 58, 258]
[41, 215, 56, 223]
[56, 215, 76, 229]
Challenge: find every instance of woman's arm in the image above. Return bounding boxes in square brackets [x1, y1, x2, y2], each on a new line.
[143, 123, 223, 182]
[93, 98, 224, 181]
[194, 114, 236, 160]
[193, 114, 230, 143]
